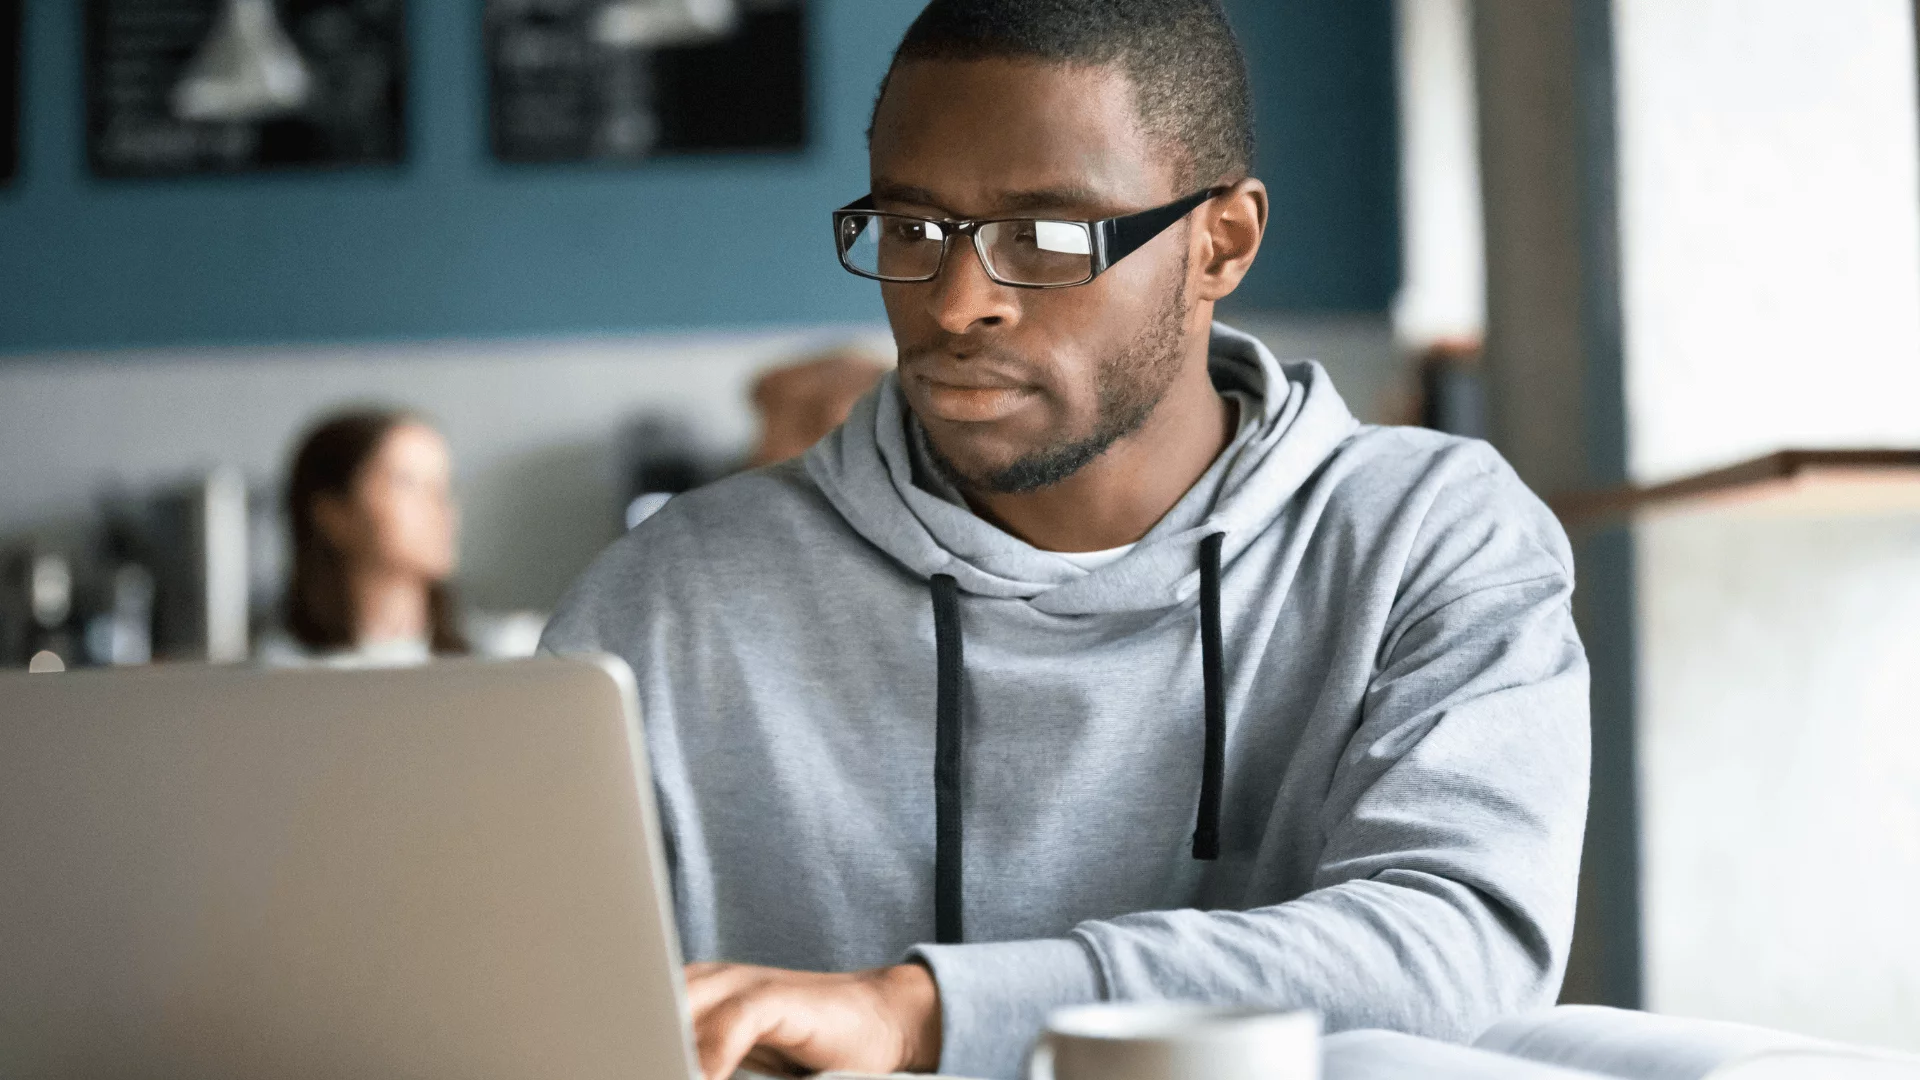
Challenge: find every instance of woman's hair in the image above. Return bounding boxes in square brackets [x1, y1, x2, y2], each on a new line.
[283, 408, 467, 654]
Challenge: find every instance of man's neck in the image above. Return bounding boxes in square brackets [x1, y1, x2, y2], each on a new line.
[954, 362, 1236, 553]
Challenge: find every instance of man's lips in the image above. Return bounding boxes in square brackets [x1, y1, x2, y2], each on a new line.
[906, 365, 1037, 423]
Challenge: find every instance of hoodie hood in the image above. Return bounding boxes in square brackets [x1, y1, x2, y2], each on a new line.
[804, 321, 1362, 617]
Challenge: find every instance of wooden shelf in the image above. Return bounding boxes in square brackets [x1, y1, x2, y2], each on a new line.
[1552, 449, 1920, 526]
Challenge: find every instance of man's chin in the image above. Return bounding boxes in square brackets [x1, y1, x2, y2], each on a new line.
[921, 427, 1118, 497]
[920, 437, 1022, 492]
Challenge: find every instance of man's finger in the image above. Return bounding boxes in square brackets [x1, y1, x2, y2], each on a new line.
[742, 1045, 808, 1076]
[685, 962, 760, 1018]
[694, 995, 774, 1080]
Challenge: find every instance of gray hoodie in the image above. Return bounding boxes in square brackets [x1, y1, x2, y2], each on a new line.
[541, 323, 1590, 1079]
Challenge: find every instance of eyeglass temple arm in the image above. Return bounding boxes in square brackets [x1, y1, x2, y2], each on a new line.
[1094, 187, 1230, 272]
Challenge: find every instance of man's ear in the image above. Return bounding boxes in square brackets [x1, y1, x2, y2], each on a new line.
[1192, 178, 1268, 303]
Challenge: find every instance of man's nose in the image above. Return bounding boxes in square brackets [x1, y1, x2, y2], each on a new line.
[923, 236, 1020, 336]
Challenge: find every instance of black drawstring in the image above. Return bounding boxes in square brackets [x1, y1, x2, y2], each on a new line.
[926, 533, 1229, 940]
[930, 573, 965, 944]
[1193, 532, 1227, 861]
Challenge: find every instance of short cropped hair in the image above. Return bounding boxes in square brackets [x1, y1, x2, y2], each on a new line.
[874, 0, 1255, 189]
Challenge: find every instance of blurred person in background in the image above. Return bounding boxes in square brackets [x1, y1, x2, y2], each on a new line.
[262, 408, 467, 667]
[746, 347, 891, 467]
[627, 348, 889, 530]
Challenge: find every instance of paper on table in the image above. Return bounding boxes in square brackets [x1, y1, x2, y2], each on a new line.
[1475, 1006, 1920, 1080]
[1325, 1029, 1614, 1080]
[1713, 1054, 1920, 1080]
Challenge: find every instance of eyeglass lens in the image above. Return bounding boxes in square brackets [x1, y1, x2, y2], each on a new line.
[838, 214, 1095, 286]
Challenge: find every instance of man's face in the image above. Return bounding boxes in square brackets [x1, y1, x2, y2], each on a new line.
[867, 59, 1200, 492]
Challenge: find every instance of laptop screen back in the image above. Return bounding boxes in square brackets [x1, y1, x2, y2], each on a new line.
[0, 656, 697, 1080]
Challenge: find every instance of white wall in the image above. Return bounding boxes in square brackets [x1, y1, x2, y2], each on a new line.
[1637, 507, 1920, 1047]
[1615, 0, 1920, 483]
[0, 316, 1395, 616]
[1613, 0, 1920, 1049]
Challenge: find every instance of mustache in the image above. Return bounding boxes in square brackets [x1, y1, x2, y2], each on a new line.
[898, 339, 1034, 373]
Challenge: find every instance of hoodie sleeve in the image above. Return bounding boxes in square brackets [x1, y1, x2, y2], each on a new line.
[913, 452, 1591, 1079]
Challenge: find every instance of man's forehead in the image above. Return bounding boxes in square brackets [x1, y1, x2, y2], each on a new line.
[869, 179, 1113, 218]
[868, 57, 1176, 217]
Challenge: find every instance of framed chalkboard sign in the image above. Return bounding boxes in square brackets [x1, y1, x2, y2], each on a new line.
[86, 0, 405, 177]
[2, 0, 19, 183]
[487, 0, 806, 164]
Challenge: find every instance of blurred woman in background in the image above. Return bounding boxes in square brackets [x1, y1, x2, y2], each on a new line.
[266, 408, 466, 666]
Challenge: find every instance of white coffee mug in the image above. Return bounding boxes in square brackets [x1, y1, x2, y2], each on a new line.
[1026, 1002, 1321, 1080]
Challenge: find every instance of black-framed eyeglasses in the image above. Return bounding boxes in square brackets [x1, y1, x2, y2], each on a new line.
[832, 186, 1230, 289]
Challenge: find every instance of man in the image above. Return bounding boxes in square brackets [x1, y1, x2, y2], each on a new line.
[542, 1, 1590, 1077]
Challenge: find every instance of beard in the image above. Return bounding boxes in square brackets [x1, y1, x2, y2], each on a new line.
[926, 269, 1192, 496]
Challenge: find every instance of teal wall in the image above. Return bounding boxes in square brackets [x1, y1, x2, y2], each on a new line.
[0, 1, 1397, 354]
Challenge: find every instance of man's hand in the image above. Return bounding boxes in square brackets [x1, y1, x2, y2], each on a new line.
[684, 960, 942, 1080]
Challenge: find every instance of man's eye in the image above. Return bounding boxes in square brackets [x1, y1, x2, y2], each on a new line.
[889, 220, 943, 243]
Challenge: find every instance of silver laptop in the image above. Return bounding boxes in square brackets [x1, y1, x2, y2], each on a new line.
[0, 656, 701, 1080]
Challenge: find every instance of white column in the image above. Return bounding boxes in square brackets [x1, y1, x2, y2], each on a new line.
[1393, 0, 1486, 348]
